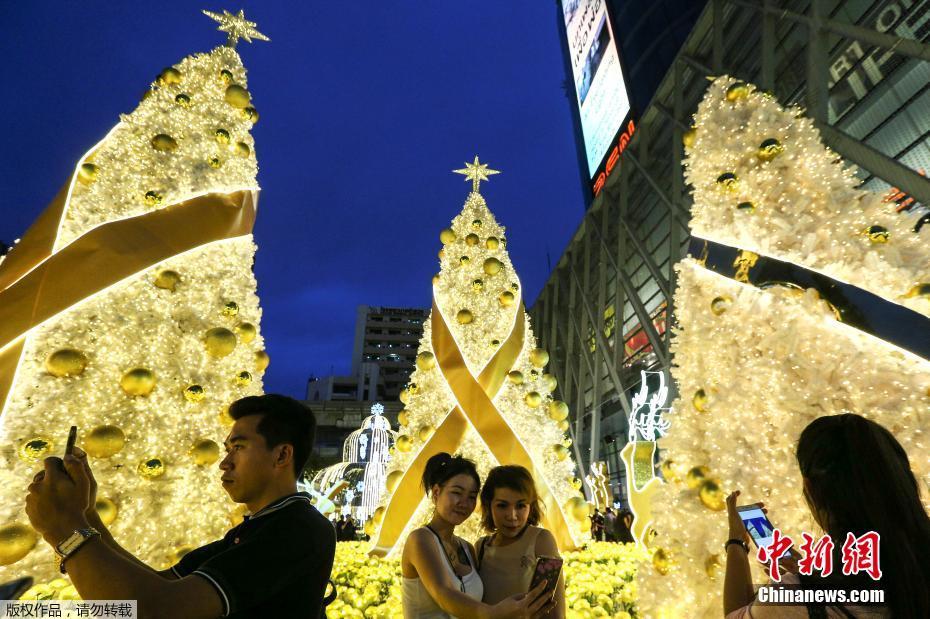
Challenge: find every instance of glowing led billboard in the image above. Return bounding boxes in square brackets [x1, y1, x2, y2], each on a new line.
[561, 0, 633, 190]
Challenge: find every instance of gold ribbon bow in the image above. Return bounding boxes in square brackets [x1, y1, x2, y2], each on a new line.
[0, 163, 258, 415]
[370, 290, 577, 556]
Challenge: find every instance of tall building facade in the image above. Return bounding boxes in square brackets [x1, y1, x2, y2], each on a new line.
[536, 0, 930, 500]
[351, 305, 428, 401]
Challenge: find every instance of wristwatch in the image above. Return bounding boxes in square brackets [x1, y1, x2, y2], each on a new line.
[724, 538, 749, 553]
[55, 527, 100, 573]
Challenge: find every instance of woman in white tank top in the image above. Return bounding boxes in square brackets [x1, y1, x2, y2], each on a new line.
[401, 453, 553, 619]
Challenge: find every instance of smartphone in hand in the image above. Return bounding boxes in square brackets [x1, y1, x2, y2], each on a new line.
[528, 556, 563, 600]
[65, 425, 78, 457]
[737, 503, 775, 548]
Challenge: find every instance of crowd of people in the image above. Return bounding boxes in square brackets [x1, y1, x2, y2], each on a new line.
[14, 393, 930, 618]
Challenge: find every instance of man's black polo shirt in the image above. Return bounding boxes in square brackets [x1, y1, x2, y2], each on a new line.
[171, 492, 336, 618]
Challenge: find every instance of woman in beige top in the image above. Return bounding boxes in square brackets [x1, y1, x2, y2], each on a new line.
[475, 466, 565, 618]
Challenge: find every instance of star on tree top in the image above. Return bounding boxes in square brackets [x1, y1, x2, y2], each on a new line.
[203, 9, 270, 48]
[453, 156, 500, 194]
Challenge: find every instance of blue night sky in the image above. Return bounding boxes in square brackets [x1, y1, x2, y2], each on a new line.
[1, 2, 587, 398]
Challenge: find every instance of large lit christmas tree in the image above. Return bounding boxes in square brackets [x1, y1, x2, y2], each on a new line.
[637, 77, 930, 618]
[0, 10, 270, 590]
[369, 159, 590, 556]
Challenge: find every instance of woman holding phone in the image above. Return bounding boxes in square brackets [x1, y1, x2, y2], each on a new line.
[401, 454, 552, 618]
[723, 414, 930, 618]
[474, 465, 565, 618]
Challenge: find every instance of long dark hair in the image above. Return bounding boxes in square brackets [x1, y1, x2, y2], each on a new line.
[479, 465, 543, 531]
[422, 452, 480, 495]
[797, 413, 930, 618]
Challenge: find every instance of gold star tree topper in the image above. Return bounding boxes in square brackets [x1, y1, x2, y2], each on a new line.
[454, 155, 500, 194]
[203, 9, 270, 48]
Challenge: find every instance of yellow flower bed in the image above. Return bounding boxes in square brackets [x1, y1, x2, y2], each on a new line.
[326, 541, 645, 619]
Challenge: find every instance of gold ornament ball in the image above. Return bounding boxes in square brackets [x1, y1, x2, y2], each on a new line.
[242, 107, 259, 123]
[138, 458, 166, 479]
[862, 225, 889, 244]
[208, 155, 222, 169]
[78, 163, 99, 184]
[0, 523, 38, 566]
[417, 425, 435, 442]
[190, 439, 221, 466]
[565, 496, 587, 521]
[184, 384, 206, 403]
[489, 339, 501, 348]
[395, 435, 413, 452]
[736, 201, 755, 213]
[705, 553, 722, 578]
[120, 367, 156, 397]
[652, 548, 672, 575]
[716, 172, 739, 191]
[510, 282, 519, 292]
[224, 84, 251, 108]
[553, 444, 569, 461]
[18, 438, 53, 462]
[397, 410, 409, 426]
[710, 296, 732, 316]
[465, 233, 480, 246]
[524, 391, 542, 408]
[215, 128, 231, 144]
[542, 373, 558, 392]
[548, 400, 569, 421]
[456, 309, 474, 325]
[235, 371, 253, 386]
[471, 219, 482, 229]
[399, 389, 410, 404]
[220, 69, 234, 84]
[570, 477, 583, 491]
[158, 67, 183, 85]
[153, 270, 181, 292]
[222, 301, 240, 317]
[95, 498, 118, 526]
[416, 351, 436, 370]
[459, 255, 470, 265]
[483, 257, 503, 276]
[235, 142, 251, 157]
[530, 369, 540, 378]
[84, 425, 126, 458]
[235, 322, 257, 343]
[758, 138, 785, 161]
[561, 437, 572, 448]
[507, 371, 524, 384]
[471, 278, 484, 292]
[486, 236, 499, 250]
[385, 470, 403, 493]
[682, 127, 697, 148]
[686, 465, 710, 489]
[407, 382, 420, 395]
[558, 420, 569, 431]
[45, 348, 88, 377]
[693, 388, 709, 413]
[529, 348, 550, 368]
[699, 479, 726, 511]
[174, 93, 191, 107]
[498, 291, 515, 307]
[660, 459, 681, 483]
[144, 190, 164, 207]
[439, 228, 457, 244]
[725, 81, 751, 101]
[204, 327, 237, 358]
[255, 350, 271, 371]
[151, 134, 178, 152]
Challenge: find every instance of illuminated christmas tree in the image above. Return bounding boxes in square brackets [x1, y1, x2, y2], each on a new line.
[369, 159, 589, 556]
[637, 77, 930, 618]
[0, 10, 270, 590]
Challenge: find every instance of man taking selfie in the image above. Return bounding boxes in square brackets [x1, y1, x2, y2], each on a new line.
[24, 394, 336, 619]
